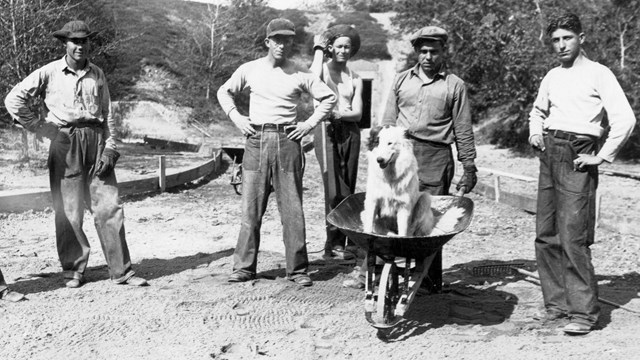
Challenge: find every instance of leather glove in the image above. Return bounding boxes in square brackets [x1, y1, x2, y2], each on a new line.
[35, 122, 59, 141]
[456, 164, 478, 194]
[95, 148, 120, 179]
[313, 33, 330, 52]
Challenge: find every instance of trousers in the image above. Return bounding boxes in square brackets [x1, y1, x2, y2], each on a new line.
[49, 126, 134, 282]
[233, 128, 309, 276]
[411, 139, 455, 293]
[535, 133, 599, 326]
[313, 121, 360, 252]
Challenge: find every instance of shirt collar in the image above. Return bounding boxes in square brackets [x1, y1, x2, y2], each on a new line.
[57, 56, 92, 74]
[410, 63, 447, 80]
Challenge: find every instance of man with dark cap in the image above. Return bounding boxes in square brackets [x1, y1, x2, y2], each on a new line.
[217, 18, 336, 287]
[5, 20, 148, 288]
[0, 269, 25, 302]
[381, 25, 477, 293]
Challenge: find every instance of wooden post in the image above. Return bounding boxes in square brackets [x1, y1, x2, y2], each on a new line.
[21, 129, 29, 159]
[158, 155, 166, 192]
[595, 193, 602, 227]
[494, 176, 501, 203]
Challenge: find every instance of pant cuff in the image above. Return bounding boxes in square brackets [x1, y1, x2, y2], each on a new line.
[63, 271, 84, 280]
[111, 270, 135, 284]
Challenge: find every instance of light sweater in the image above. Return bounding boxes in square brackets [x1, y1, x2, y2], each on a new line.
[217, 57, 336, 128]
[529, 55, 636, 162]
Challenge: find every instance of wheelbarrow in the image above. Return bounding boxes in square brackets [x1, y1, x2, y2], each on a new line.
[327, 192, 474, 328]
[221, 146, 244, 195]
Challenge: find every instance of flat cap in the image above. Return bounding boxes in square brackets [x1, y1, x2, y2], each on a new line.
[266, 18, 295, 38]
[410, 26, 448, 45]
[52, 20, 97, 40]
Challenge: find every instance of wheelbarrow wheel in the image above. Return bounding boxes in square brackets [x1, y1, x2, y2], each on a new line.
[371, 262, 401, 328]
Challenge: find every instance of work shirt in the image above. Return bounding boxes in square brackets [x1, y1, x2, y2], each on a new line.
[529, 55, 636, 162]
[4, 56, 117, 150]
[217, 57, 336, 128]
[382, 64, 476, 166]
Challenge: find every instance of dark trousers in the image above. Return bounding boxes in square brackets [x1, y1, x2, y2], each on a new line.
[313, 121, 360, 252]
[49, 126, 134, 282]
[535, 134, 599, 326]
[412, 139, 455, 293]
[233, 129, 309, 276]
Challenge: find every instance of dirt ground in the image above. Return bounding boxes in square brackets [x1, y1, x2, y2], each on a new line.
[1, 121, 640, 359]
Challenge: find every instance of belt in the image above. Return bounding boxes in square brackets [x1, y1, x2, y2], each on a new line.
[406, 133, 449, 148]
[546, 129, 595, 142]
[61, 121, 102, 129]
[251, 123, 291, 132]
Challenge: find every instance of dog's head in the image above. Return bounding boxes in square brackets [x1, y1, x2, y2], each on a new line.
[368, 126, 411, 169]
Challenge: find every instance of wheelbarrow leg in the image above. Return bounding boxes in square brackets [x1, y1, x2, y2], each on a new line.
[395, 251, 438, 318]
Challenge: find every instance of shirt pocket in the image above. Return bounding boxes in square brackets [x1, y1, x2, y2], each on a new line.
[81, 79, 102, 113]
[428, 93, 449, 121]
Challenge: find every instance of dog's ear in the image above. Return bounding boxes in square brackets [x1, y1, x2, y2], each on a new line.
[367, 126, 382, 151]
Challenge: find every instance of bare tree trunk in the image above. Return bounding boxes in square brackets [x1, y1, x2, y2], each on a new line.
[205, 3, 220, 100]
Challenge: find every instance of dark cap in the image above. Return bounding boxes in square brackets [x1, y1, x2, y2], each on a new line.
[52, 20, 97, 40]
[266, 18, 296, 38]
[323, 24, 361, 57]
[410, 26, 448, 46]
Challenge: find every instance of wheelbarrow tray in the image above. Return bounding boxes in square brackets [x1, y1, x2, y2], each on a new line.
[326, 192, 474, 259]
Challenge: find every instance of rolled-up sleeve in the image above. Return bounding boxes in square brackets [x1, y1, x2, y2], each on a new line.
[4, 69, 47, 132]
[101, 76, 117, 151]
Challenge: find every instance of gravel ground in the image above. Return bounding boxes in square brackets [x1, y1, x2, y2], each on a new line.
[1, 129, 639, 360]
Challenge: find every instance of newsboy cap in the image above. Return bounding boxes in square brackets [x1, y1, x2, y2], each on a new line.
[52, 20, 97, 40]
[266, 18, 296, 38]
[323, 24, 361, 57]
[410, 26, 448, 46]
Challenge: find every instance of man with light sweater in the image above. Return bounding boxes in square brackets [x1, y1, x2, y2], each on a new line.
[217, 18, 336, 287]
[529, 13, 636, 335]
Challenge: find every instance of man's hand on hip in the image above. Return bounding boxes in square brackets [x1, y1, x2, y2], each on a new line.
[95, 148, 120, 179]
[287, 122, 312, 141]
[529, 134, 545, 151]
[573, 154, 604, 171]
[229, 111, 256, 137]
[456, 164, 478, 194]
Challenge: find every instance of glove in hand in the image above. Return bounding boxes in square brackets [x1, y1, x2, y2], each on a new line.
[313, 33, 330, 51]
[35, 122, 59, 141]
[95, 148, 120, 179]
[457, 164, 478, 194]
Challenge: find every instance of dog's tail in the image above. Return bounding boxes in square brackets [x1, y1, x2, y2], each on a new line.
[430, 206, 466, 236]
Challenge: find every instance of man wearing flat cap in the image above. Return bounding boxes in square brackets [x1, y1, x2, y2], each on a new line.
[217, 18, 336, 287]
[381, 25, 478, 293]
[5, 20, 148, 288]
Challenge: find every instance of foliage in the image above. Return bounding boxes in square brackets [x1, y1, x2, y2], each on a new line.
[392, 0, 640, 159]
[326, 11, 391, 60]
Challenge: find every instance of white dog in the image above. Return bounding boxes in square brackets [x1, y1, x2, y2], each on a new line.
[361, 126, 465, 237]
